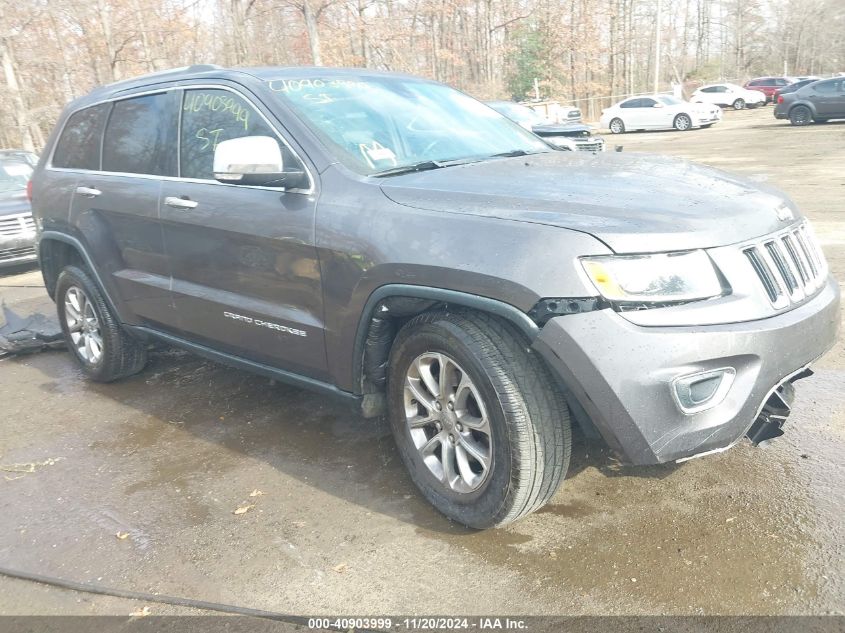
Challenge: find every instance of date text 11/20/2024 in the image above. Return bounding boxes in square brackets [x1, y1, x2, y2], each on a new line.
[307, 618, 529, 630]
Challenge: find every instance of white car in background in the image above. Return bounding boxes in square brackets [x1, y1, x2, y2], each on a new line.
[691, 83, 766, 110]
[600, 95, 722, 134]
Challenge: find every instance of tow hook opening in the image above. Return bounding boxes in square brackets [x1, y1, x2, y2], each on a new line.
[746, 368, 814, 445]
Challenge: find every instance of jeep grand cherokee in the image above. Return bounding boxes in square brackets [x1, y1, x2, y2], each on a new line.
[30, 65, 840, 528]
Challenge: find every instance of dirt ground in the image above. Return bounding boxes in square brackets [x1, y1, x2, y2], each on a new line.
[0, 107, 843, 619]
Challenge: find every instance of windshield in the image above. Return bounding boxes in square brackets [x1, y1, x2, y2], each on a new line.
[267, 76, 550, 175]
[0, 159, 32, 194]
[657, 95, 682, 105]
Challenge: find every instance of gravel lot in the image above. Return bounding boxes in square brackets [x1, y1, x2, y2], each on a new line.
[0, 107, 843, 619]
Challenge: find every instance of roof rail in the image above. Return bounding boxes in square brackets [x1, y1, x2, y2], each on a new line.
[186, 64, 224, 72]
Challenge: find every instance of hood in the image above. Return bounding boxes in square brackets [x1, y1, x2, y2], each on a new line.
[0, 190, 30, 216]
[531, 122, 592, 137]
[379, 151, 799, 253]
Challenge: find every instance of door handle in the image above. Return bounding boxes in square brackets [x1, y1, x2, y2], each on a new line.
[76, 186, 102, 198]
[164, 196, 199, 210]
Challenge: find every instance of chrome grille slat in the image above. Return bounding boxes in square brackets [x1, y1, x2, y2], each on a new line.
[745, 221, 827, 308]
[795, 227, 819, 277]
[744, 247, 783, 304]
[0, 212, 35, 237]
[781, 234, 809, 283]
[764, 241, 798, 293]
[0, 246, 36, 261]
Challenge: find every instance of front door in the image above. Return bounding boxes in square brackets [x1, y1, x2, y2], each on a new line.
[159, 86, 328, 380]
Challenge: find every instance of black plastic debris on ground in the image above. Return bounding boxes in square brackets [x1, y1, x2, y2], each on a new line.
[0, 303, 65, 358]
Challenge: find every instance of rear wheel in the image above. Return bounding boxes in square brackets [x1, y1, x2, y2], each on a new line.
[56, 266, 147, 382]
[609, 118, 625, 134]
[387, 311, 571, 528]
[732, 98, 746, 110]
[789, 105, 813, 126]
[673, 113, 692, 131]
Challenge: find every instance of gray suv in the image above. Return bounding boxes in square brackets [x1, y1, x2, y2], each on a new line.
[31, 66, 840, 528]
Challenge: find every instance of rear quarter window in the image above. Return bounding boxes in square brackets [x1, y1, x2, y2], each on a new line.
[52, 104, 110, 170]
[102, 92, 178, 176]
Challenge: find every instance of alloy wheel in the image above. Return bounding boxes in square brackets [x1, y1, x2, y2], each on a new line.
[64, 286, 103, 364]
[403, 352, 492, 493]
[733, 98, 745, 110]
[609, 119, 624, 134]
[675, 114, 691, 130]
[791, 107, 811, 125]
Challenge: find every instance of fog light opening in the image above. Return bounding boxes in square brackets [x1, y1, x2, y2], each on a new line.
[672, 367, 736, 414]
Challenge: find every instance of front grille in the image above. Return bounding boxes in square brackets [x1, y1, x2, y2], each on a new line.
[574, 139, 605, 152]
[743, 222, 827, 308]
[0, 246, 36, 262]
[0, 212, 35, 237]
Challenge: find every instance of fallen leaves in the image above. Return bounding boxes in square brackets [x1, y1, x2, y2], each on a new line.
[130, 606, 151, 617]
[233, 503, 255, 515]
[332, 562, 349, 574]
[248, 489, 264, 498]
[116, 531, 130, 540]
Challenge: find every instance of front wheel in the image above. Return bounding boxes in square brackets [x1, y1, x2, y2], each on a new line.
[673, 113, 692, 131]
[56, 265, 148, 382]
[609, 118, 625, 134]
[387, 311, 571, 528]
[789, 105, 813, 126]
[732, 98, 746, 110]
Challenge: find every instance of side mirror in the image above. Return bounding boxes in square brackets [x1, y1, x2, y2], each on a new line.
[652, 103, 664, 108]
[213, 136, 308, 189]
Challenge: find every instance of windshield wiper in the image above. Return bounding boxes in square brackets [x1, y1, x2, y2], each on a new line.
[488, 149, 546, 158]
[373, 157, 482, 178]
[373, 160, 444, 177]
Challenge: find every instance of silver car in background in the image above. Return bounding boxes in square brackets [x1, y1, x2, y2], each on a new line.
[0, 154, 37, 269]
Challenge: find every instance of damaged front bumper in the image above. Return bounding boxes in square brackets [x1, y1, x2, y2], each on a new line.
[532, 275, 840, 465]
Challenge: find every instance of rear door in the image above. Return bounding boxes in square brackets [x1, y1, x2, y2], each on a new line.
[159, 86, 328, 379]
[64, 92, 180, 329]
[618, 99, 642, 126]
[811, 79, 845, 118]
[696, 87, 719, 106]
[636, 97, 664, 128]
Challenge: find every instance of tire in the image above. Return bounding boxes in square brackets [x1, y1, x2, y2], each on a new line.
[56, 265, 148, 382]
[609, 118, 625, 134]
[673, 113, 692, 131]
[732, 98, 745, 110]
[789, 105, 813, 126]
[387, 310, 571, 528]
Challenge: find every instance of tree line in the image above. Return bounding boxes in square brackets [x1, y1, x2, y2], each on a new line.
[2, 0, 843, 151]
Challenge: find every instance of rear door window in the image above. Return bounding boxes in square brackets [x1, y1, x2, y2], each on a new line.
[52, 104, 110, 170]
[814, 80, 837, 94]
[102, 93, 178, 176]
[620, 99, 640, 108]
[179, 88, 287, 181]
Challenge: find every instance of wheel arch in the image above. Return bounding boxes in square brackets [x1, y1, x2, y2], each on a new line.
[352, 284, 539, 400]
[788, 100, 816, 117]
[38, 232, 120, 319]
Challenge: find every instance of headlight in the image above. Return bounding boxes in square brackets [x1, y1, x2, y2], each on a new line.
[581, 250, 725, 304]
